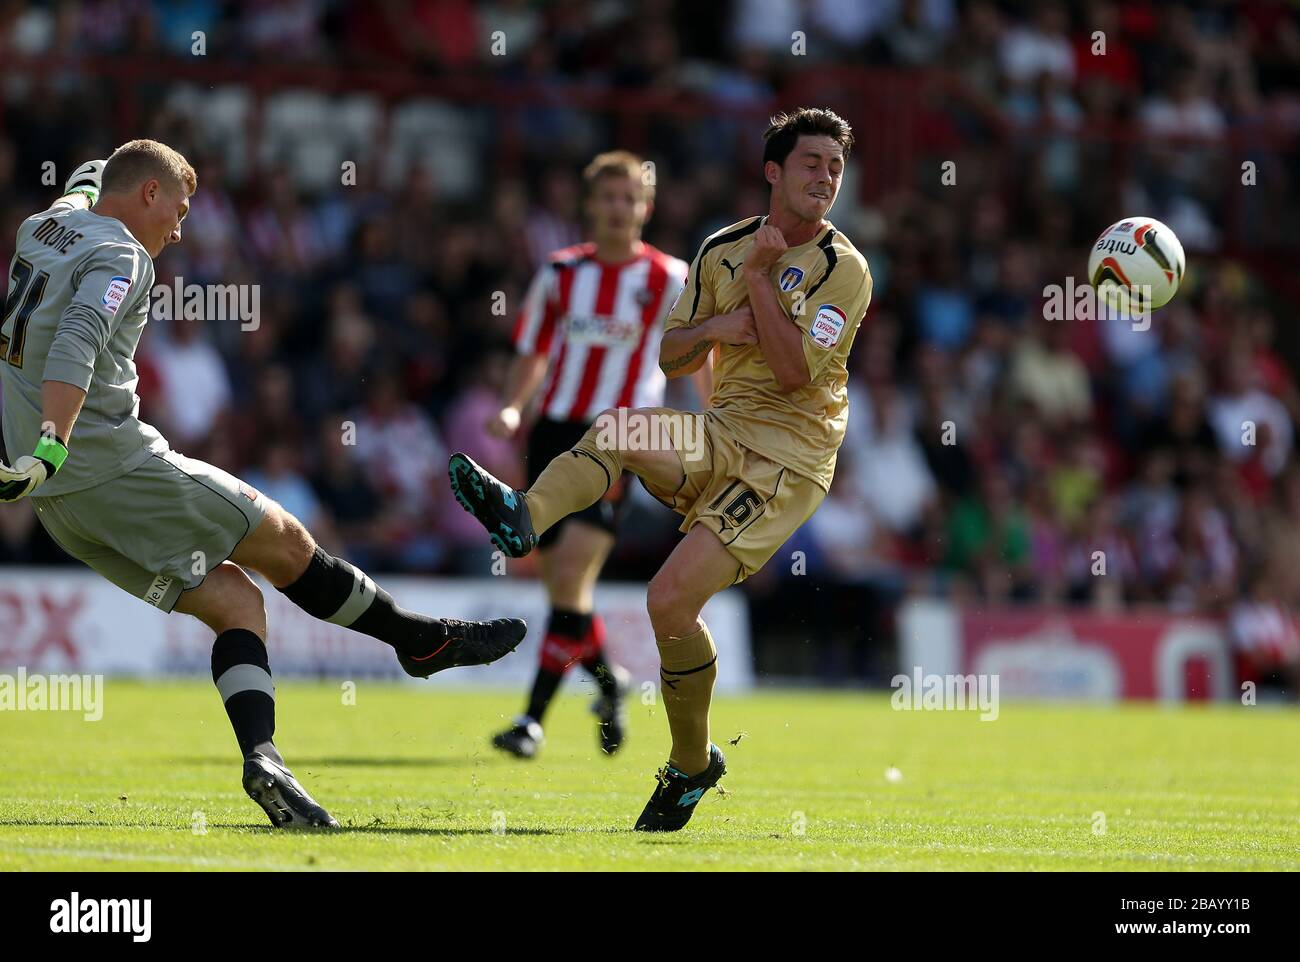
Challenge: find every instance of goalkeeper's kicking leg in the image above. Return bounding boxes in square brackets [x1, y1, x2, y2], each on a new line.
[232, 502, 525, 677]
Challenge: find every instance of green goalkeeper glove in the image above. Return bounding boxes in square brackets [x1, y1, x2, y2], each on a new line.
[64, 159, 105, 206]
[0, 434, 68, 501]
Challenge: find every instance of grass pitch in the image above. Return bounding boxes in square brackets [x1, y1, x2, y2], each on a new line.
[0, 681, 1296, 871]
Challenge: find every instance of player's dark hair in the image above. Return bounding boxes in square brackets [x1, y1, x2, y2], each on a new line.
[762, 108, 854, 172]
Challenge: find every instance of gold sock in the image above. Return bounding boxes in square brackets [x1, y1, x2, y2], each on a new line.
[524, 423, 624, 536]
[657, 622, 718, 776]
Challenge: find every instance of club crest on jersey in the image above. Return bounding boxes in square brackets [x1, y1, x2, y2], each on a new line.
[102, 276, 131, 315]
[811, 304, 847, 349]
[635, 287, 656, 306]
[779, 266, 805, 292]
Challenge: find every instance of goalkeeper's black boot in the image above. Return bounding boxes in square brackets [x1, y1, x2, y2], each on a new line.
[633, 743, 727, 832]
[491, 717, 544, 759]
[398, 617, 527, 678]
[448, 452, 538, 558]
[242, 753, 340, 829]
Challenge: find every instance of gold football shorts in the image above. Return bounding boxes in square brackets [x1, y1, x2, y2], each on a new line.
[637, 408, 826, 584]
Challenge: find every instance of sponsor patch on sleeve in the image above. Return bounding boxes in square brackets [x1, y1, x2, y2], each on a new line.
[102, 275, 132, 315]
[810, 303, 847, 349]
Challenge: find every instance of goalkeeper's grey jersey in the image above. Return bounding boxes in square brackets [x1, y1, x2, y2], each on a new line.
[0, 200, 168, 496]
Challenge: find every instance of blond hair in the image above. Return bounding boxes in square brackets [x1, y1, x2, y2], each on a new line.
[582, 150, 652, 202]
[102, 139, 197, 196]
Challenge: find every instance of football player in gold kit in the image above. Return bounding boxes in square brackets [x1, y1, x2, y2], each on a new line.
[450, 108, 872, 830]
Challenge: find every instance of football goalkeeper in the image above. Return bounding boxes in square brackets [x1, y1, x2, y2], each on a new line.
[0, 141, 525, 829]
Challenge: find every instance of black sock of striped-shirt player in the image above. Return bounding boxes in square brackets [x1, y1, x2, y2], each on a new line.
[583, 650, 621, 700]
[279, 545, 442, 657]
[212, 629, 281, 764]
[580, 614, 620, 700]
[525, 608, 591, 723]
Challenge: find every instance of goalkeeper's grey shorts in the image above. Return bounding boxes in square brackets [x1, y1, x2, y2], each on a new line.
[32, 450, 270, 613]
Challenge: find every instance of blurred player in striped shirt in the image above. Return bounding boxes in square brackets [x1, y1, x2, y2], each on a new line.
[486, 151, 692, 759]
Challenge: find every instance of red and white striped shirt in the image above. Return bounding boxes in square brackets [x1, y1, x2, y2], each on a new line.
[512, 242, 688, 423]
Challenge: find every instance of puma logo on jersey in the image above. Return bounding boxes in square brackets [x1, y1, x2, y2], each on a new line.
[720, 257, 742, 279]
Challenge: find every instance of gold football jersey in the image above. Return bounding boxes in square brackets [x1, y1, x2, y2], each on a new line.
[665, 216, 872, 490]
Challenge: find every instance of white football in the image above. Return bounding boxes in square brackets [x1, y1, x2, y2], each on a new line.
[1087, 216, 1185, 313]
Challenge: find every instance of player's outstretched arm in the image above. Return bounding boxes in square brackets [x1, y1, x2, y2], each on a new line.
[744, 226, 811, 393]
[659, 307, 755, 378]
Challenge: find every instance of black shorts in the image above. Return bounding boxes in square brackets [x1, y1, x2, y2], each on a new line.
[527, 416, 628, 549]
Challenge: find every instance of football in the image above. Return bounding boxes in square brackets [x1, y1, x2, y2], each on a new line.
[1088, 216, 1186, 314]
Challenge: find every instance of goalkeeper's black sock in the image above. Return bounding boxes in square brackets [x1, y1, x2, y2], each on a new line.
[279, 545, 442, 658]
[212, 629, 281, 764]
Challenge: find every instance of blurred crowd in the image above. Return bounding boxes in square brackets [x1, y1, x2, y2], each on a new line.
[3, 0, 1300, 682]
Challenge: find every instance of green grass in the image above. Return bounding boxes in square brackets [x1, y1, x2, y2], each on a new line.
[1, 681, 1297, 871]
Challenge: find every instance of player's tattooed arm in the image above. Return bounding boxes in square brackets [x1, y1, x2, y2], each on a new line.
[661, 338, 711, 375]
[659, 307, 756, 378]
